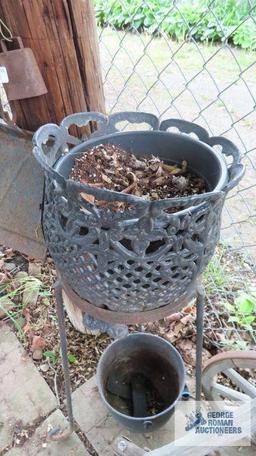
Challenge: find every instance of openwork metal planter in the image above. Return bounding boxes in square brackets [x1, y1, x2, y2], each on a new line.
[33, 111, 244, 316]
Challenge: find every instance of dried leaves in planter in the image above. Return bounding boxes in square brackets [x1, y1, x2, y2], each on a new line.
[69, 144, 206, 211]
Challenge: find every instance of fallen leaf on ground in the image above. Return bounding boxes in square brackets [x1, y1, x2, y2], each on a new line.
[165, 332, 177, 343]
[13, 271, 28, 289]
[164, 321, 184, 342]
[0, 272, 9, 284]
[80, 192, 95, 204]
[22, 279, 41, 307]
[0, 297, 15, 318]
[4, 248, 15, 258]
[177, 338, 193, 352]
[32, 349, 43, 360]
[23, 308, 32, 334]
[31, 335, 46, 352]
[23, 308, 31, 322]
[180, 315, 194, 325]
[165, 312, 182, 323]
[183, 305, 195, 314]
[23, 323, 32, 335]
[173, 322, 183, 335]
[178, 341, 194, 363]
[28, 262, 41, 276]
[176, 340, 211, 367]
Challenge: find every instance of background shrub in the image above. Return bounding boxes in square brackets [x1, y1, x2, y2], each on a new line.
[94, 0, 256, 50]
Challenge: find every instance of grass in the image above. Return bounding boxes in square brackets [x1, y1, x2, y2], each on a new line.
[203, 246, 244, 293]
[0, 274, 51, 338]
[218, 339, 249, 351]
[100, 28, 256, 82]
[99, 28, 256, 141]
[203, 254, 230, 291]
[202, 245, 256, 349]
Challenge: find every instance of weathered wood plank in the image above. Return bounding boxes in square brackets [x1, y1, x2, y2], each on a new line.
[113, 436, 147, 456]
[0, 0, 105, 131]
[68, 0, 105, 113]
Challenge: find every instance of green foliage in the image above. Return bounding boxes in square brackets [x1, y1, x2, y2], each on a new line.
[43, 351, 77, 365]
[43, 350, 57, 364]
[224, 291, 256, 331]
[203, 248, 255, 345]
[94, 0, 256, 50]
[219, 339, 249, 350]
[203, 255, 226, 287]
[68, 354, 78, 364]
[203, 253, 235, 293]
[224, 292, 256, 331]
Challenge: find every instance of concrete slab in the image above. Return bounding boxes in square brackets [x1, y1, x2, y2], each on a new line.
[72, 375, 177, 456]
[5, 409, 89, 456]
[0, 324, 57, 452]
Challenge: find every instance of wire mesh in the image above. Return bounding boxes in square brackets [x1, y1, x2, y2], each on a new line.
[95, 0, 256, 347]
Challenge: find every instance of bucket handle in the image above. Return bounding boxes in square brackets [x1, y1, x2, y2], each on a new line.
[160, 118, 209, 143]
[208, 136, 245, 192]
[32, 112, 107, 172]
[0, 36, 24, 53]
[143, 420, 153, 430]
[60, 111, 107, 136]
[92, 111, 160, 136]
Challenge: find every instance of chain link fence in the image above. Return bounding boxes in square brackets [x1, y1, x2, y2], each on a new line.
[96, 0, 256, 258]
[95, 0, 256, 348]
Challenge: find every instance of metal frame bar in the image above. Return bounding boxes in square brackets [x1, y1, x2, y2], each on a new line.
[52, 280, 75, 439]
[195, 284, 205, 402]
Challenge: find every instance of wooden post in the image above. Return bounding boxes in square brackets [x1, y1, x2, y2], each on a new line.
[0, 0, 105, 131]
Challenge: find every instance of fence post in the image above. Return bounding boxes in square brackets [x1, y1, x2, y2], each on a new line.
[0, 0, 105, 131]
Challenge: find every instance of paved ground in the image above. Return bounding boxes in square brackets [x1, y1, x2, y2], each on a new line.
[72, 375, 254, 456]
[98, 29, 256, 258]
[0, 323, 88, 455]
[5, 410, 87, 456]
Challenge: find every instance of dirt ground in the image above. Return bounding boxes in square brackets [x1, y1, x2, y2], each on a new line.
[1, 244, 255, 403]
[98, 28, 256, 259]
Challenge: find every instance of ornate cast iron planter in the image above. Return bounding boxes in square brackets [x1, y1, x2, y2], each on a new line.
[33, 111, 244, 316]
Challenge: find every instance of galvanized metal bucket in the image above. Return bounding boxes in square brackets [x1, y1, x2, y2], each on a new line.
[96, 332, 186, 432]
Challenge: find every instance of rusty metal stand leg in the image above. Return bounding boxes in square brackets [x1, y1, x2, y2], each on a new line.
[48, 280, 75, 441]
[195, 283, 205, 403]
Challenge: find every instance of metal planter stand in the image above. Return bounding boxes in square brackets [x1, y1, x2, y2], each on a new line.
[53, 278, 205, 438]
[32, 111, 244, 439]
